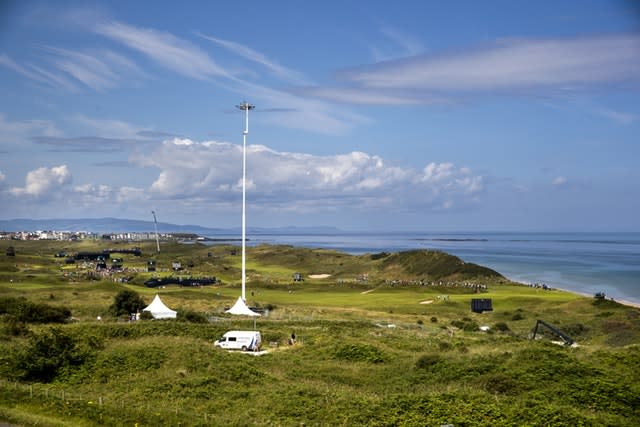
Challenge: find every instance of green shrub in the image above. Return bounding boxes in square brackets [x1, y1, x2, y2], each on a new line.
[438, 341, 453, 352]
[562, 323, 588, 336]
[109, 290, 146, 317]
[480, 372, 521, 395]
[13, 327, 88, 382]
[415, 354, 443, 370]
[511, 312, 524, 321]
[451, 319, 479, 332]
[0, 315, 30, 337]
[177, 309, 208, 323]
[494, 322, 511, 332]
[334, 344, 386, 363]
[370, 252, 390, 260]
[0, 296, 71, 323]
[430, 316, 438, 323]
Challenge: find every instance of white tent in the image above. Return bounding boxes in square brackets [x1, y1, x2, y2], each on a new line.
[143, 294, 177, 319]
[226, 296, 260, 317]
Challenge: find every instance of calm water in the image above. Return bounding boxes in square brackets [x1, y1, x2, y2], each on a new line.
[206, 232, 640, 305]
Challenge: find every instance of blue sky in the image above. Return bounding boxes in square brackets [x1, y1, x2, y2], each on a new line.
[0, 0, 639, 231]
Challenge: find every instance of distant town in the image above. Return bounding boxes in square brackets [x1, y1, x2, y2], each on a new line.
[0, 230, 199, 242]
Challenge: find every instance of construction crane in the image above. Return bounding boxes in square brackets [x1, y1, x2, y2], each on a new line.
[151, 211, 160, 253]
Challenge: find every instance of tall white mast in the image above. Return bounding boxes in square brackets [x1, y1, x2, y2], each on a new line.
[237, 102, 254, 301]
[151, 211, 160, 253]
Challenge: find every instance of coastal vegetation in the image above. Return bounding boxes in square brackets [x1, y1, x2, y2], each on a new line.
[0, 239, 639, 426]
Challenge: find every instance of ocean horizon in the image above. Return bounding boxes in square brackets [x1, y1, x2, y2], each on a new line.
[204, 231, 640, 306]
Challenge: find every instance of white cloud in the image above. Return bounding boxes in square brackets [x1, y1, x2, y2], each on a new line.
[552, 176, 567, 186]
[597, 108, 639, 125]
[95, 21, 228, 80]
[132, 138, 482, 213]
[71, 183, 146, 206]
[10, 165, 72, 198]
[116, 186, 146, 202]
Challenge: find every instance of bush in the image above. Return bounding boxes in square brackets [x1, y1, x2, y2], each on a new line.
[0, 315, 30, 337]
[562, 323, 588, 336]
[430, 316, 438, 323]
[109, 290, 146, 317]
[415, 354, 443, 370]
[451, 319, 479, 332]
[178, 309, 208, 323]
[334, 344, 386, 363]
[494, 322, 511, 332]
[370, 252, 390, 260]
[438, 341, 452, 352]
[0, 296, 71, 323]
[14, 327, 88, 382]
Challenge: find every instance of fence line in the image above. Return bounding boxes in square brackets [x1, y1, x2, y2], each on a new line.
[0, 380, 220, 424]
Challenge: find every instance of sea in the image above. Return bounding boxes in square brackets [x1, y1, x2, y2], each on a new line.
[204, 231, 640, 305]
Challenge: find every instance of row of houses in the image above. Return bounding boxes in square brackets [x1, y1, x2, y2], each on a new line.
[0, 230, 95, 240]
[0, 230, 172, 241]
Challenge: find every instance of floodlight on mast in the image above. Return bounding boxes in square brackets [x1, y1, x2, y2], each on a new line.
[236, 102, 254, 301]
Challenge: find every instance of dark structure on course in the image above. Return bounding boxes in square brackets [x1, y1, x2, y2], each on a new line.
[471, 298, 493, 313]
[144, 277, 217, 288]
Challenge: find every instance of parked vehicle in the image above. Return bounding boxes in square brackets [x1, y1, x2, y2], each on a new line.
[214, 330, 262, 351]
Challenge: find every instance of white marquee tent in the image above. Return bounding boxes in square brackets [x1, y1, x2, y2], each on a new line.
[226, 296, 261, 317]
[143, 294, 177, 319]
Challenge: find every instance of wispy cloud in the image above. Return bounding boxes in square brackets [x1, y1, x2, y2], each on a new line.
[42, 46, 121, 91]
[31, 136, 140, 152]
[30, 114, 163, 152]
[0, 53, 78, 91]
[0, 113, 63, 146]
[2, 45, 146, 92]
[72, 114, 153, 140]
[301, 33, 640, 106]
[95, 21, 228, 80]
[340, 34, 640, 92]
[371, 25, 423, 62]
[199, 33, 309, 84]
[293, 86, 442, 105]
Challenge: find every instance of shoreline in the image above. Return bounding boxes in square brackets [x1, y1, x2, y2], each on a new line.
[522, 282, 640, 309]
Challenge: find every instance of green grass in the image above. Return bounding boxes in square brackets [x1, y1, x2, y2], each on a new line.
[1, 240, 639, 426]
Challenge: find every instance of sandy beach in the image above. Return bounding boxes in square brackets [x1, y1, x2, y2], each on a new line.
[552, 286, 640, 309]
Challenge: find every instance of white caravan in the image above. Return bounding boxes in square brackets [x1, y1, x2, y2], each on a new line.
[214, 331, 262, 351]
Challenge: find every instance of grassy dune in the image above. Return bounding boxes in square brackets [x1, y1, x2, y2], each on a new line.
[1, 240, 639, 426]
